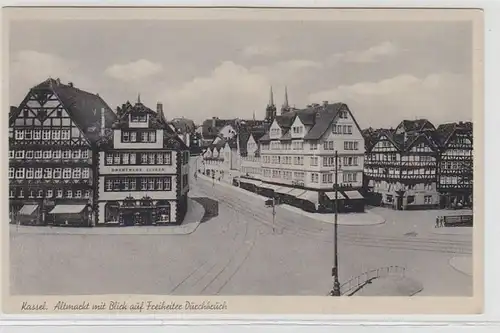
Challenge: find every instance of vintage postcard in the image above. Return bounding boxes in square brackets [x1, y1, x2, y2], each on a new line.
[1, 7, 483, 315]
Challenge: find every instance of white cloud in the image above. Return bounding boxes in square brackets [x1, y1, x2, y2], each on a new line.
[328, 41, 401, 65]
[159, 61, 270, 123]
[9, 50, 78, 105]
[241, 43, 281, 57]
[105, 59, 163, 82]
[158, 59, 323, 123]
[308, 72, 471, 128]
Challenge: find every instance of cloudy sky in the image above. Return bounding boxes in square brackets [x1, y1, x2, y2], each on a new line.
[9, 19, 472, 128]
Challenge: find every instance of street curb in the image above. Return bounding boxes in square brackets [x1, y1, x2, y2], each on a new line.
[449, 256, 473, 277]
[10, 198, 205, 236]
[279, 205, 386, 227]
[430, 228, 473, 236]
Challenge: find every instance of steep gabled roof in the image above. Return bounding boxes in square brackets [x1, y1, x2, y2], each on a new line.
[169, 118, 196, 134]
[434, 121, 473, 148]
[395, 119, 435, 134]
[403, 131, 440, 151]
[303, 103, 344, 140]
[112, 101, 171, 131]
[13, 78, 118, 145]
[279, 130, 292, 141]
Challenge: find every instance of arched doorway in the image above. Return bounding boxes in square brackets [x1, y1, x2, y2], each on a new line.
[104, 201, 120, 224]
[156, 200, 171, 224]
[121, 196, 137, 226]
[140, 196, 153, 225]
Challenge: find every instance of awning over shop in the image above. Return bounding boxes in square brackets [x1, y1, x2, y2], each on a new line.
[18, 205, 38, 216]
[344, 190, 365, 200]
[49, 204, 87, 214]
[288, 188, 307, 197]
[275, 187, 294, 195]
[325, 192, 347, 200]
[259, 183, 281, 191]
[297, 191, 319, 205]
[240, 179, 261, 186]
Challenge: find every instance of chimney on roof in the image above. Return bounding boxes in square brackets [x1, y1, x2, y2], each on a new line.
[323, 100, 328, 107]
[212, 117, 217, 128]
[56, 78, 61, 85]
[101, 107, 106, 137]
[68, 82, 74, 87]
[156, 102, 165, 121]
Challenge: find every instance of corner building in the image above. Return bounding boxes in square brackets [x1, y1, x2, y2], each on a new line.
[97, 100, 190, 226]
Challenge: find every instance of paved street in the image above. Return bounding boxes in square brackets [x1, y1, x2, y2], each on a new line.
[9, 157, 472, 296]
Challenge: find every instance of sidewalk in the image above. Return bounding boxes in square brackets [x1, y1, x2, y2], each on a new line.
[432, 227, 473, 236]
[197, 173, 385, 226]
[281, 205, 385, 226]
[352, 276, 423, 296]
[10, 198, 205, 236]
[449, 256, 473, 276]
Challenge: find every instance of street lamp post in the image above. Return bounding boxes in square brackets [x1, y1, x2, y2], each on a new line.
[331, 150, 341, 296]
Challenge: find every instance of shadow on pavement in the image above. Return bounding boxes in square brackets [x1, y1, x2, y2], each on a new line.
[192, 197, 219, 223]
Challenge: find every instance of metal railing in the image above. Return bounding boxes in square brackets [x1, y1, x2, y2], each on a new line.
[339, 265, 406, 296]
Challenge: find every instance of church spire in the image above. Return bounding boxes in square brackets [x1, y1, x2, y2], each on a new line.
[265, 85, 277, 123]
[268, 86, 274, 107]
[137, 93, 141, 104]
[281, 86, 291, 115]
[253, 111, 256, 121]
[283, 86, 289, 108]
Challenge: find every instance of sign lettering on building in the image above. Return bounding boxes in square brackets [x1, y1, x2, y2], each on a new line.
[109, 167, 168, 173]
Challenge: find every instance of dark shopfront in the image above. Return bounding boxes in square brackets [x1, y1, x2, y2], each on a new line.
[104, 197, 173, 226]
[439, 191, 473, 210]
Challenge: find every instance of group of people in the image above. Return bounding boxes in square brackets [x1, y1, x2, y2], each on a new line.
[435, 216, 446, 228]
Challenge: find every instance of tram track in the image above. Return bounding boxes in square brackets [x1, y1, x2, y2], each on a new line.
[193, 181, 472, 255]
[169, 203, 258, 295]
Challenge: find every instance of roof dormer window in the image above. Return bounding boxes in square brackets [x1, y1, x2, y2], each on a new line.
[131, 114, 147, 122]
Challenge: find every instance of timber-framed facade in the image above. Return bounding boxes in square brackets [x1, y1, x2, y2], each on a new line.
[363, 120, 473, 210]
[8, 78, 117, 226]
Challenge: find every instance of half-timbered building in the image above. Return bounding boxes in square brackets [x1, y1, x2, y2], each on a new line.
[97, 98, 190, 226]
[8, 78, 117, 226]
[364, 119, 441, 210]
[435, 121, 473, 208]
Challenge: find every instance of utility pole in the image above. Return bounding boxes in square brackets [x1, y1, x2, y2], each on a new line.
[331, 150, 341, 296]
[272, 196, 276, 234]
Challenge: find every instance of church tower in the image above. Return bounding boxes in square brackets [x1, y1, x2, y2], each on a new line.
[265, 86, 277, 123]
[281, 86, 291, 115]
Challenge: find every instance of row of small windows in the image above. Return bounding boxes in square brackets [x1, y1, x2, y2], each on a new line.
[310, 172, 359, 183]
[9, 149, 90, 160]
[9, 188, 90, 199]
[241, 167, 262, 175]
[105, 152, 172, 165]
[104, 177, 172, 192]
[121, 130, 156, 143]
[263, 169, 305, 180]
[332, 125, 353, 135]
[323, 141, 360, 151]
[14, 129, 72, 140]
[8, 167, 91, 179]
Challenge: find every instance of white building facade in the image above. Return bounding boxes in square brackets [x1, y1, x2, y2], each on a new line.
[97, 100, 189, 226]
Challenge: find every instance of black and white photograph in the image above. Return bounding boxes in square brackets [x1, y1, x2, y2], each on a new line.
[2, 7, 483, 314]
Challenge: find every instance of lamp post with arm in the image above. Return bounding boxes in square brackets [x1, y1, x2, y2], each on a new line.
[331, 150, 341, 296]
